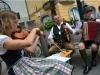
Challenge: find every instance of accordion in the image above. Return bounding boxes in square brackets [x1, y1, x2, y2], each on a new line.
[83, 21, 100, 43]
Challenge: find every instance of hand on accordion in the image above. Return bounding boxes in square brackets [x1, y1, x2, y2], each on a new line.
[76, 29, 83, 35]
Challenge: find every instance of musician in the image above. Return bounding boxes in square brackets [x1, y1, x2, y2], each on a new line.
[0, 10, 73, 75]
[75, 5, 100, 74]
[48, 15, 75, 55]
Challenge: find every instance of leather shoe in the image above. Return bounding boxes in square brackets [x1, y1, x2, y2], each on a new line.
[92, 59, 97, 67]
[83, 66, 92, 74]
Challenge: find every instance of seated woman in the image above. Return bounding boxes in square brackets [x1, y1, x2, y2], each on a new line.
[0, 10, 73, 75]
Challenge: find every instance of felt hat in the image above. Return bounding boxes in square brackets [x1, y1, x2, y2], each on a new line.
[83, 5, 92, 13]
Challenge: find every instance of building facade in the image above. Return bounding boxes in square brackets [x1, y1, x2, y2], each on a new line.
[26, 0, 100, 27]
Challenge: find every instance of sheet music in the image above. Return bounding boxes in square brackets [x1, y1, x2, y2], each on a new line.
[46, 53, 71, 62]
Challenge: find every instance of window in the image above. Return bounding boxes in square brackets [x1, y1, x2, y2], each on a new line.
[90, 5, 96, 18]
[69, 5, 96, 28]
[69, 6, 80, 21]
[0, 0, 11, 11]
[69, 6, 80, 28]
[41, 14, 52, 25]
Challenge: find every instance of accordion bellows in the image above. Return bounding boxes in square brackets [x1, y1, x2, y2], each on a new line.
[83, 21, 100, 43]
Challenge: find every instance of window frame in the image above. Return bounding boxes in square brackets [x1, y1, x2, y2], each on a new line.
[0, 0, 11, 11]
[40, 13, 52, 25]
[68, 5, 80, 21]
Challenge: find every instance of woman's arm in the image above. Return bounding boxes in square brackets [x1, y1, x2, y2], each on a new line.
[3, 28, 41, 50]
[23, 36, 40, 53]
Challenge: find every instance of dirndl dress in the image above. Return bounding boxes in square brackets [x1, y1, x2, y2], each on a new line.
[11, 57, 73, 75]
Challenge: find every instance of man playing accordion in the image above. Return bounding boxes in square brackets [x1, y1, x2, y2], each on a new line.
[74, 5, 100, 74]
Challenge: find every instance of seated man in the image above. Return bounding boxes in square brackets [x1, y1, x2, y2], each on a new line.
[48, 15, 75, 55]
[75, 5, 100, 74]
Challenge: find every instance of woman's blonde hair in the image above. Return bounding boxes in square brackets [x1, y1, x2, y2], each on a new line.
[0, 10, 17, 34]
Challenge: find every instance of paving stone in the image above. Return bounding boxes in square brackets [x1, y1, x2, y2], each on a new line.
[71, 48, 100, 75]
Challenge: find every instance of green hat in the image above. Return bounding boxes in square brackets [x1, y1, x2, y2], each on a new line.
[83, 5, 92, 13]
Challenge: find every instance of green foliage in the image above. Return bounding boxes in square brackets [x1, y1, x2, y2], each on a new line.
[40, 19, 55, 31]
[17, 25, 23, 30]
[39, 18, 72, 31]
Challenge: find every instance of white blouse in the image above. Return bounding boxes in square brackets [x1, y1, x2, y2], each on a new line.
[0, 35, 11, 55]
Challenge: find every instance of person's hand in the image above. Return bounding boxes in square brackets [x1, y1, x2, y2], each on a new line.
[70, 18, 74, 23]
[39, 31, 44, 36]
[32, 28, 40, 32]
[50, 39, 54, 44]
[81, 20, 84, 22]
[79, 29, 83, 33]
[35, 28, 40, 32]
[76, 29, 83, 35]
[31, 28, 40, 36]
